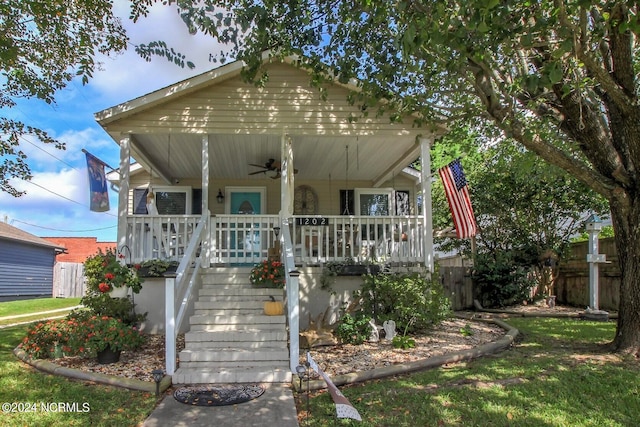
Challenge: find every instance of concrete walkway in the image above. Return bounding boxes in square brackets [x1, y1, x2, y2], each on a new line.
[143, 383, 299, 427]
[5, 309, 300, 426]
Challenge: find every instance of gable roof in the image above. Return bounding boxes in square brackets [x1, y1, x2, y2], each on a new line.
[0, 222, 66, 252]
[95, 55, 445, 186]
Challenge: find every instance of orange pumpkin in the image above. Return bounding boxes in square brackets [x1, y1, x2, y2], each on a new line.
[264, 296, 284, 315]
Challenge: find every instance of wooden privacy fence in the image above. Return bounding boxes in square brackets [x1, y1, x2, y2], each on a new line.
[555, 237, 620, 311]
[439, 266, 475, 311]
[52, 262, 86, 298]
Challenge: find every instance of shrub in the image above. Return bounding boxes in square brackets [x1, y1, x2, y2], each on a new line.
[20, 314, 146, 359]
[472, 251, 537, 308]
[392, 335, 416, 349]
[21, 319, 75, 359]
[356, 272, 451, 334]
[68, 315, 146, 355]
[84, 248, 142, 294]
[335, 312, 372, 345]
[82, 248, 146, 323]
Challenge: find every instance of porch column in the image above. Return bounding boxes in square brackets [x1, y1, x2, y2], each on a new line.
[201, 134, 210, 265]
[419, 136, 435, 273]
[117, 134, 131, 252]
[280, 130, 294, 218]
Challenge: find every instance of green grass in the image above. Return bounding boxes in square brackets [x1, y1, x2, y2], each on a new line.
[297, 318, 640, 426]
[0, 298, 82, 326]
[0, 298, 81, 318]
[0, 325, 156, 427]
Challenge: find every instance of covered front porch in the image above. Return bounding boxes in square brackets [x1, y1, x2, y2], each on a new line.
[97, 55, 445, 378]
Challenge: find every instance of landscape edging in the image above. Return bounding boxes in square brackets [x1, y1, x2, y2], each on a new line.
[13, 346, 172, 393]
[296, 317, 519, 392]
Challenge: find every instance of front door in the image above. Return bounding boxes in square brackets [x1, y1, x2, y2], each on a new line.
[226, 187, 266, 264]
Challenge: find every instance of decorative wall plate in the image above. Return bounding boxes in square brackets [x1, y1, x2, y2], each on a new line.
[294, 185, 318, 215]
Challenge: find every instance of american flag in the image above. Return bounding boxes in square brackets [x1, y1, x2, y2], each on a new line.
[438, 158, 478, 239]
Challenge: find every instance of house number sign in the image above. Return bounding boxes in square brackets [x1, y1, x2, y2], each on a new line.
[295, 217, 329, 226]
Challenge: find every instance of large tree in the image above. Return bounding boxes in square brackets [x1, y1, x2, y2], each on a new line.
[431, 127, 608, 264]
[1, 0, 128, 196]
[139, 0, 640, 354]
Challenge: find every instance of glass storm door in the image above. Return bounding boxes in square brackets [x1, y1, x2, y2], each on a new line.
[227, 188, 265, 264]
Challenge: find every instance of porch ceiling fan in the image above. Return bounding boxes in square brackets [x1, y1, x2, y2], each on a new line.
[248, 158, 298, 179]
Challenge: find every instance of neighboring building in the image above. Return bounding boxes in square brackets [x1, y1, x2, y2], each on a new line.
[41, 237, 116, 299]
[0, 222, 66, 301]
[42, 237, 116, 263]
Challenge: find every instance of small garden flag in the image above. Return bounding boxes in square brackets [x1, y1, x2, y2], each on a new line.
[307, 352, 362, 421]
[438, 158, 478, 238]
[85, 151, 110, 212]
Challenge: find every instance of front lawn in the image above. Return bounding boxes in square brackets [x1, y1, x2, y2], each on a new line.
[297, 317, 639, 426]
[0, 325, 156, 427]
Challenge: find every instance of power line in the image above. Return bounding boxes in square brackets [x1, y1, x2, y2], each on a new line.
[25, 180, 118, 218]
[18, 135, 79, 171]
[11, 218, 116, 233]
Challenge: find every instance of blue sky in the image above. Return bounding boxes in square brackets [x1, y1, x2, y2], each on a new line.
[0, 2, 223, 242]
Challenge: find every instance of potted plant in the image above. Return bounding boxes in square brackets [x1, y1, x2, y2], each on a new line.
[82, 249, 146, 324]
[320, 257, 382, 290]
[69, 314, 146, 364]
[84, 248, 143, 294]
[249, 260, 285, 288]
[136, 259, 179, 277]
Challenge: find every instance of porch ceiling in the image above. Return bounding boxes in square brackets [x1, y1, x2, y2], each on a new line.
[130, 132, 421, 185]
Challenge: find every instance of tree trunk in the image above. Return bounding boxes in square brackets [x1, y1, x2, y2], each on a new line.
[610, 198, 640, 356]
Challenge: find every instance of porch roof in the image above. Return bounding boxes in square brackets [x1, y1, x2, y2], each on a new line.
[95, 55, 445, 186]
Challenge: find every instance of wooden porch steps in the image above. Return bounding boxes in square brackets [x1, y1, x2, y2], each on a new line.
[172, 268, 291, 384]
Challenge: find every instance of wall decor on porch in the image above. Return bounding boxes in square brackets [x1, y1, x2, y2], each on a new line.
[294, 184, 318, 214]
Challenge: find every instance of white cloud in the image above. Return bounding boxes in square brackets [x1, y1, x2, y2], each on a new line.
[0, 167, 118, 241]
[16, 127, 114, 169]
[89, 1, 225, 105]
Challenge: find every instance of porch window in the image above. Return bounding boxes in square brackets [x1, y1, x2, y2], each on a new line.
[354, 188, 394, 216]
[132, 186, 194, 214]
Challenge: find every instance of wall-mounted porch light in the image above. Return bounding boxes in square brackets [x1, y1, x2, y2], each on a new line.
[216, 189, 225, 204]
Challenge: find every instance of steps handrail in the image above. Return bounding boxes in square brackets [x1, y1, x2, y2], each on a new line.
[280, 217, 300, 373]
[165, 210, 208, 376]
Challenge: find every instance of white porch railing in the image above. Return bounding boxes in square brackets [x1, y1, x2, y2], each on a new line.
[124, 214, 424, 266]
[126, 215, 201, 263]
[164, 210, 208, 376]
[211, 215, 281, 265]
[289, 215, 425, 265]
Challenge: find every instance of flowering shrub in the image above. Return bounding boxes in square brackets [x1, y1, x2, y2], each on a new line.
[82, 248, 146, 324]
[249, 259, 285, 288]
[20, 319, 75, 359]
[68, 314, 146, 354]
[84, 248, 142, 294]
[20, 314, 146, 359]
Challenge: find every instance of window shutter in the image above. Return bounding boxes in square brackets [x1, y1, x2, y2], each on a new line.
[133, 189, 149, 215]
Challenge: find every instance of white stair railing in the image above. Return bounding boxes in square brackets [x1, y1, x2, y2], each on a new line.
[280, 217, 300, 373]
[165, 210, 208, 375]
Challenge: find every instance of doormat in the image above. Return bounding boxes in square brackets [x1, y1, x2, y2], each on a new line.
[173, 384, 265, 406]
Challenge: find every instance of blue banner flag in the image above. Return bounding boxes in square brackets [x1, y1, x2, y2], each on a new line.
[85, 151, 110, 212]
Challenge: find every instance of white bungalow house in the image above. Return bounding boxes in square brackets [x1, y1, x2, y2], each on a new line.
[97, 54, 445, 384]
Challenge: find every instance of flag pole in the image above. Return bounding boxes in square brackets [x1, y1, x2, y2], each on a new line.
[82, 148, 117, 171]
